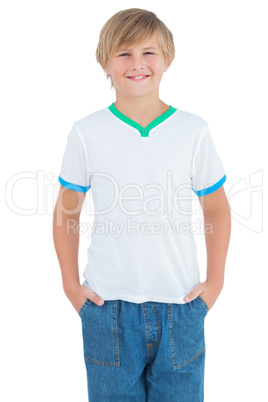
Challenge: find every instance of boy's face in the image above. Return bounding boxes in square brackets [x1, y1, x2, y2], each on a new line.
[104, 33, 172, 98]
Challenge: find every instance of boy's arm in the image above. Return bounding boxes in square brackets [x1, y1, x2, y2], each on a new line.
[184, 186, 231, 310]
[53, 185, 84, 290]
[53, 185, 104, 313]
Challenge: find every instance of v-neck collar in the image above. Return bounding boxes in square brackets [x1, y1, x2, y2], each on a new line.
[108, 103, 177, 137]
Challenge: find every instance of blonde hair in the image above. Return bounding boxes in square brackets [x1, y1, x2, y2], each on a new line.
[95, 8, 175, 89]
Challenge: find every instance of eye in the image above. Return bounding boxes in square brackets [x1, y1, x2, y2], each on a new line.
[119, 52, 154, 57]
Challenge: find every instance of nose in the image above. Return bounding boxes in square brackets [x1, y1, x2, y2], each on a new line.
[128, 54, 146, 71]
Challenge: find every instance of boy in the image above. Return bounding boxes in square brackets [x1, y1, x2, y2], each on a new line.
[53, 8, 231, 402]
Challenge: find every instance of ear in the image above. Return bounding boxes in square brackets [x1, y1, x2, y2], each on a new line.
[103, 61, 111, 76]
[164, 57, 173, 72]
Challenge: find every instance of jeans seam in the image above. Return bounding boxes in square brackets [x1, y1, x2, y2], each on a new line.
[84, 356, 120, 367]
[113, 300, 120, 365]
[173, 347, 206, 370]
[142, 303, 152, 363]
[168, 303, 206, 370]
[167, 304, 176, 369]
[79, 299, 91, 318]
[153, 302, 161, 345]
[82, 300, 120, 367]
[196, 296, 209, 313]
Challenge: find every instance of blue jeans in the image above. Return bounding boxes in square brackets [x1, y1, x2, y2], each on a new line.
[78, 296, 209, 401]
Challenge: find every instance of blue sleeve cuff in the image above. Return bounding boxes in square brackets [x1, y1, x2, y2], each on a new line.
[58, 176, 91, 193]
[192, 174, 226, 196]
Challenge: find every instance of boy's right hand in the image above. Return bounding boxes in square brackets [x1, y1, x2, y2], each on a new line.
[64, 283, 105, 314]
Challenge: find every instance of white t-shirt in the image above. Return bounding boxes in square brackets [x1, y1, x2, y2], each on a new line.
[58, 103, 226, 304]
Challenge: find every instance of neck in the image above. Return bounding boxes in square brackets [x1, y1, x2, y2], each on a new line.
[113, 94, 169, 126]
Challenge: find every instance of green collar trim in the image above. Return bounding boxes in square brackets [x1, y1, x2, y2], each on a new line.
[108, 103, 177, 137]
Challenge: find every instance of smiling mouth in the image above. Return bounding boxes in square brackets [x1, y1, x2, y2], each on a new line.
[127, 75, 150, 81]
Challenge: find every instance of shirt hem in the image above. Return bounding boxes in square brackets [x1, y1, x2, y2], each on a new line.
[82, 288, 188, 304]
[58, 175, 91, 192]
[192, 174, 226, 196]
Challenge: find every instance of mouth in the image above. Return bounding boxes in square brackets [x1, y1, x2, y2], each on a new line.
[127, 75, 150, 81]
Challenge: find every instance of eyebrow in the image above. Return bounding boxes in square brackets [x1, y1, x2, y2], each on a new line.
[117, 46, 158, 52]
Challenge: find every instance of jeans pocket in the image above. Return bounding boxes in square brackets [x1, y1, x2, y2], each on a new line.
[196, 295, 209, 314]
[81, 299, 120, 367]
[78, 299, 92, 318]
[168, 300, 206, 370]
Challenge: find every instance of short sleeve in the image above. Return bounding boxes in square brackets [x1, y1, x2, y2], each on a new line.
[58, 123, 91, 192]
[191, 125, 226, 196]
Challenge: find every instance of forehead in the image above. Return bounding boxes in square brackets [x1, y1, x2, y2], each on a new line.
[116, 33, 161, 52]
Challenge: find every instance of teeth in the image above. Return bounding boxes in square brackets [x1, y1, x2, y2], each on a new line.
[129, 76, 147, 79]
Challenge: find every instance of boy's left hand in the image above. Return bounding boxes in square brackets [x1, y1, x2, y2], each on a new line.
[183, 281, 223, 311]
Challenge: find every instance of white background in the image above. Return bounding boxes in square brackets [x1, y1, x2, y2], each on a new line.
[1, 0, 267, 401]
